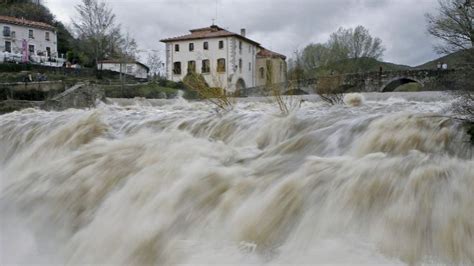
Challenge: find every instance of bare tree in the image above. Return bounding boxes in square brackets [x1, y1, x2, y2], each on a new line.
[292, 25, 385, 78]
[327, 25, 385, 60]
[314, 75, 345, 105]
[146, 51, 163, 78]
[71, 0, 136, 67]
[426, 0, 474, 55]
[426, 1, 474, 144]
[301, 43, 331, 73]
[118, 32, 137, 60]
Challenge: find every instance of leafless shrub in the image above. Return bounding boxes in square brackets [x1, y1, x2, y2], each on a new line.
[264, 64, 295, 115]
[314, 75, 345, 105]
[267, 82, 290, 114]
[450, 90, 474, 120]
[183, 73, 233, 111]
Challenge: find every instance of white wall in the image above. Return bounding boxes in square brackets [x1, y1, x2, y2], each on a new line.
[1, 23, 58, 58]
[165, 37, 257, 92]
[99, 62, 149, 79]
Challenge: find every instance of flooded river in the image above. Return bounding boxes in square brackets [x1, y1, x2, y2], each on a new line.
[1, 92, 473, 265]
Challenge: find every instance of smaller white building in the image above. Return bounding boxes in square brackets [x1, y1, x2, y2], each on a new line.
[97, 60, 150, 80]
[1, 15, 63, 65]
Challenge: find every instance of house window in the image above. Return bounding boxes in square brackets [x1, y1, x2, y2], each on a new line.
[266, 60, 273, 83]
[29, 29, 34, 39]
[189, 43, 194, 51]
[239, 41, 242, 54]
[248, 62, 251, 71]
[187, 60, 196, 73]
[4, 41, 11, 53]
[219, 40, 224, 49]
[3, 26, 10, 37]
[203, 41, 208, 50]
[173, 62, 182, 75]
[217, 58, 226, 72]
[239, 59, 242, 73]
[248, 45, 251, 53]
[175, 44, 180, 52]
[202, 59, 210, 73]
[46, 47, 51, 57]
[126, 65, 133, 73]
[259, 67, 265, 79]
[45, 32, 50, 41]
[28, 45, 35, 54]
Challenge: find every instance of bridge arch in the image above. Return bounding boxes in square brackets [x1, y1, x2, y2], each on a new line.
[381, 77, 423, 92]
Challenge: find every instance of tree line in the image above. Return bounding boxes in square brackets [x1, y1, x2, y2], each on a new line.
[288, 25, 386, 80]
[289, 0, 473, 80]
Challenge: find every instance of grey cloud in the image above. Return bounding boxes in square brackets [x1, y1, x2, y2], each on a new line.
[47, 0, 441, 66]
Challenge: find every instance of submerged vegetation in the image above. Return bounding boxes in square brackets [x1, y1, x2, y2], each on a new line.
[183, 73, 234, 111]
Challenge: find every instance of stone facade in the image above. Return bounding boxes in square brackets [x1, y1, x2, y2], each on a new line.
[256, 48, 287, 87]
[239, 69, 471, 96]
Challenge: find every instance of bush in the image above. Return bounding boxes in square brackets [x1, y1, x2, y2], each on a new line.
[102, 82, 179, 99]
[314, 75, 345, 105]
[183, 73, 233, 110]
[0, 63, 32, 73]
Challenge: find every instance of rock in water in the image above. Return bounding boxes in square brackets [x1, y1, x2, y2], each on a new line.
[42, 83, 106, 111]
[344, 93, 365, 107]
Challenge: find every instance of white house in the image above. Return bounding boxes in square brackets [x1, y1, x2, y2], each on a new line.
[161, 25, 286, 92]
[0, 15, 62, 66]
[97, 60, 150, 80]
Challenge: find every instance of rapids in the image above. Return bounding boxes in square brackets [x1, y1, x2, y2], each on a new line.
[0, 92, 473, 265]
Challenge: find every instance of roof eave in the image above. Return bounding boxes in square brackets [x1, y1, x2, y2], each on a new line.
[161, 34, 260, 46]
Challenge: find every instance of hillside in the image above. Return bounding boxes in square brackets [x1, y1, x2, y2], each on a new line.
[313, 57, 411, 76]
[415, 50, 472, 69]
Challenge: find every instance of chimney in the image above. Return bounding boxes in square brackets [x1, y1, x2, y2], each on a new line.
[240, 28, 246, 37]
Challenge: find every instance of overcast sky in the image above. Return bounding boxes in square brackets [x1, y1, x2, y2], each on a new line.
[46, 0, 441, 66]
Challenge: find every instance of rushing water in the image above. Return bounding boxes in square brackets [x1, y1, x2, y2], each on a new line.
[0, 92, 473, 265]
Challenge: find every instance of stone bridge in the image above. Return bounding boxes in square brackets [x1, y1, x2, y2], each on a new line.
[240, 68, 469, 96]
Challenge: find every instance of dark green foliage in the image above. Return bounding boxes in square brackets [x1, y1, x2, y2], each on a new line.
[157, 78, 186, 90]
[0, 1, 54, 24]
[467, 122, 474, 145]
[314, 57, 411, 76]
[0, 63, 33, 73]
[182, 73, 209, 90]
[0, 86, 10, 100]
[55, 22, 75, 56]
[102, 82, 179, 99]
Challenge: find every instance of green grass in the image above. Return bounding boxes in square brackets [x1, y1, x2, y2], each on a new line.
[102, 82, 179, 99]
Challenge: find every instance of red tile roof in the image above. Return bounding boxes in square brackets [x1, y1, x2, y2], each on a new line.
[0, 15, 55, 31]
[160, 25, 260, 46]
[257, 47, 287, 60]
